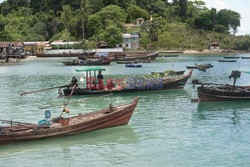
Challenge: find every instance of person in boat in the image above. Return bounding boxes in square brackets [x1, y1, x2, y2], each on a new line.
[97, 71, 104, 89]
[71, 76, 78, 87]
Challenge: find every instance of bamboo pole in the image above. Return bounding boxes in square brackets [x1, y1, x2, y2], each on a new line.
[19, 85, 69, 96]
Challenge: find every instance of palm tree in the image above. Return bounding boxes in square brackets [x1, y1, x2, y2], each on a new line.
[79, 0, 92, 41]
[142, 17, 160, 48]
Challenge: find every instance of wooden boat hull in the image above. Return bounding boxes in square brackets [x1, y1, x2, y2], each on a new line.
[197, 86, 250, 102]
[218, 60, 237, 62]
[36, 52, 96, 58]
[116, 52, 159, 61]
[223, 56, 240, 59]
[116, 61, 138, 64]
[63, 70, 193, 95]
[62, 60, 111, 66]
[151, 71, 185, 75]
[186, 66, 197, 69]
[0, 97, 139, 144]
[241, 57, 250, 59]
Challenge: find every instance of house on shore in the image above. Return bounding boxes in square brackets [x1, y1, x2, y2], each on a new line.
[136, 18, 145, 26]
[0, 42, 10, 59]
[116, 32, 140, 50]
[23, 42, 37, 55]
[209, 42, 220, 51]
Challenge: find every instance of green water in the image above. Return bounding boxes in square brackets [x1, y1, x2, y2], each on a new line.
[1, 53, 250, 166]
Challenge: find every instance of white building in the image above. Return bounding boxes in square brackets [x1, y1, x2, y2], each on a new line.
[116, 32, 140, 50]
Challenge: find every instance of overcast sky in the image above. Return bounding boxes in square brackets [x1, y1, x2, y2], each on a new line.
[0, 0, 249, 35]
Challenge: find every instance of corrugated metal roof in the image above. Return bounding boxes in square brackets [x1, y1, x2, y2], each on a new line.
[11, 42, 24, 47]
[0, 42, 10, 48]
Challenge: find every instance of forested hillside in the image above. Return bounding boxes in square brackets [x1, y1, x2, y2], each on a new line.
[0, 0, 249, 50]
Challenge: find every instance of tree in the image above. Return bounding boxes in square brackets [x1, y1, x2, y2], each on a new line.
[79, 0, 92, 41]
[86, 5, 126, 38]
[86, 14, 103, 38]
[151, 0, 166, 16]
[126, 5, 149, 22]
[0, 1, 12, 16]
[60, 5, 74, 30]
[98, 24, 122, 47]
[30, 0, 46, 13]
[142, 19, 161, 42]
[193, 10, 214, 30]
[234, 36, 250, 50]
[102, 0, 118, 6]
[50, 29, 76, 41]
[217, 9, 241, 34]
[179, 0, 187, 20]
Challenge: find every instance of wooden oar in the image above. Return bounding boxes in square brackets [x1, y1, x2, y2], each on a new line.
[39, 93, 113, 109]
[19, 84, 70, 96]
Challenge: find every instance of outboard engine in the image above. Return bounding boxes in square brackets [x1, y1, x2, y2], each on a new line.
[229, 70, 241, 90]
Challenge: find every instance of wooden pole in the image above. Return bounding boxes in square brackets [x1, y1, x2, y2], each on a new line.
[19, 85, 69, 96]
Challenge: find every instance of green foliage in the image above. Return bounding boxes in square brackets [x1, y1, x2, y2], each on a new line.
[217, 9, 241, 34]
[234, 36, 250, 50]
[194, 10, 214, 30]
[81, 40, 96, 50]
[50, 30, 76, 41]
[126, 5, 149, 22]
[0, 0, 246, 51]
[214, 24, 227, 33]
[98, 24, 122, 47]
[86, 5, 125, 38]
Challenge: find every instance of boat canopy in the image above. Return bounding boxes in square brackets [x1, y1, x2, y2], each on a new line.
[75, 67, 106, 72]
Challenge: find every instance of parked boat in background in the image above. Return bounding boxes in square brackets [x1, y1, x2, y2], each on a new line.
[223, 56, 240, 59]
[115, 52, 159, 61]
[116, 59, 150, 64]
[151, 70, 185, 76]
[36, 52, 96, 58]
[186, 63, 213, 69]
[62, 58, 111, 66]
[218, 59, 237, 62]
[126, 64, 142, 68]
[241, 57, 250, 59]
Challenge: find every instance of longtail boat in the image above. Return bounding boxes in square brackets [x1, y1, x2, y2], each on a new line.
[151, 70, 185, 76]
[192, 70, 250, 102]
[186, 63, 213, 69]
[196, 85, 250, 102]
[115, 52, 159, 61]
[223, 56, 240, 59]
[116, 61, 138, 64]
[218, 59, 237, 62]
[195, 64, 207, 71]
[62, 59, 111, 66]
[116, 60, 150, 64]
[36, 52, 96, 58]
[241, 57, 250, 59]
[63, 67, 193, 95]
[0, 97, 139, 144]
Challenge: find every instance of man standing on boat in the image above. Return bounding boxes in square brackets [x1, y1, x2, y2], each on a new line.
[71, 76, 78, 87]
[97, 71, 104, 89]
